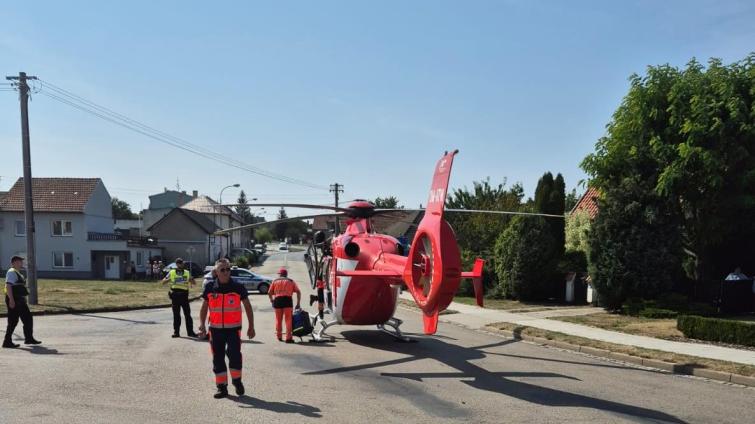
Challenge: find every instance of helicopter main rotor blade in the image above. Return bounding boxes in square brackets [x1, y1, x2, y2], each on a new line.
[221, 203, 352, 213]
[376, 208, 565, 219]
[214, 212, 346, 235]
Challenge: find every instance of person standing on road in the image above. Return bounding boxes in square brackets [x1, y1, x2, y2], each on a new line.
[3, 256, 41, 348]
[268, 268, 301, 343]
[198, 258, 256, 399]
[161, 258, 197, 338]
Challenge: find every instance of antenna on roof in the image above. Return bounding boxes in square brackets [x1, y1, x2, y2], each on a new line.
[175, 177, 181, 191]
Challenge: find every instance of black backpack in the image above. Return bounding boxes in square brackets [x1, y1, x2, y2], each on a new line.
[292, 308, 314, 339]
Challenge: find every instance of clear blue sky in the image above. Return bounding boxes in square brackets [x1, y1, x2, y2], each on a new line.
[2, 1, 753, 217]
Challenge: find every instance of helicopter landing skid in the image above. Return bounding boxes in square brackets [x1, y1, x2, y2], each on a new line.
[311, 317, 338, 342]
[377, 317, 412, 342]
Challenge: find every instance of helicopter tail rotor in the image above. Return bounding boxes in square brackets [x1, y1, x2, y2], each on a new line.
[402, 150, 464, 334]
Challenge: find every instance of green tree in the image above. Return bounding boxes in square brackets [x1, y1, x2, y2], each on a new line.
[254, 227, 273, 244]
[534, 172, 566, 256]
[111, 197, 138, 219]
[493, 216, 558, 300]
[445, 178, 525, 293]
[565, 210, 591, 254]
[587, 177, 683, 310]
[274, 207, 288, 240]
[565, 188, 580, 212]
[235, 190, 254, 242]
[234, 191, 253, 224]
[582, 54, 755, 289]
[374, 196, 400, 208]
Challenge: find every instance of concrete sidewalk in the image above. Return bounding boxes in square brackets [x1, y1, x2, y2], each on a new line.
[400, 292, 755, 366]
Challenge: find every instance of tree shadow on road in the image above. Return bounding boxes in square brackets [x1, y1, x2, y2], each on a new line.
[231, 395, 322, 417]
[305, 331, 687, 424]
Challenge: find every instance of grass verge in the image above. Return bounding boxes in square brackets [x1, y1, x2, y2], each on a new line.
[0, 279, 195, 315]
[398, 298, 458, 315]
[487, 321, 755, 378]
[552, 312, 684, 340]
[453, 296, 591, 313]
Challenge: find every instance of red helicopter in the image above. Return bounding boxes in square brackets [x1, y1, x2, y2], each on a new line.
[218, 150, 487, 341]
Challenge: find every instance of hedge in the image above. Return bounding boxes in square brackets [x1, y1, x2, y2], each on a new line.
[677, 315, 755, 347]
[639, 308, 678, 319]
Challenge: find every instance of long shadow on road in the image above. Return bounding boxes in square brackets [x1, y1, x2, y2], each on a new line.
[231, 395, 322, 417]
[305, 331, 687, 424]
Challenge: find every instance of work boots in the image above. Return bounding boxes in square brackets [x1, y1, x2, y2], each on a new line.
[232, 379, 245, 396]
[213, 384, 228, 399]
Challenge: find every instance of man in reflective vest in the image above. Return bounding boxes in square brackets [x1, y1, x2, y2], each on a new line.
[268, 268, 301, 343]
[161, 258, 197, 338]
[198, 258, 256, 399]
[3, 256, 40, 348]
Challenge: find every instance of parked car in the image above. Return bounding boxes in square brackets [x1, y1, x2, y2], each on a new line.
[163, 261, 205, 278]
[202, 267, 272, 294]
[278, 242, 289, 251]
[254, 243, 266, 253]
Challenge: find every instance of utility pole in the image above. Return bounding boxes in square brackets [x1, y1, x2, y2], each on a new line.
[6, 72, 39, 304]
[329, 183, 343, 234]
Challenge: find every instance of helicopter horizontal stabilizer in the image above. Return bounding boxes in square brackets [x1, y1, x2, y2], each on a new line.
[460, 258, 485, 307]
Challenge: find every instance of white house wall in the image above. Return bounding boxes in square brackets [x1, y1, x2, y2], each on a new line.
[84, 181, 114, 233]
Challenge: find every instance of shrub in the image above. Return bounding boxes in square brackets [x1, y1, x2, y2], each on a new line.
[494, 215, 558, 300]
[587, 177, 683, 311]
[559, 250, 588, 273]
[639, 308, 678, 319]
[687, 302, 717, 317]
[232, 256, 249, 269]
[655, 292, 689, 312]
[677, 315, 755, 347]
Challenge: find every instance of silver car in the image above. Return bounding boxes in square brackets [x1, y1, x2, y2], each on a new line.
[202, 267, 272, 294]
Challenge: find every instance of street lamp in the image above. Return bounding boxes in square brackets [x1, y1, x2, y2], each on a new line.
[217, 184, 240, 259]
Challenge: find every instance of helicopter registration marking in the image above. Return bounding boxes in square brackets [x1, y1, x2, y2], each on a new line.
[428, 188, 445, 204]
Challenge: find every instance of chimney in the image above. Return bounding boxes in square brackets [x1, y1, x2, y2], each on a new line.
[181, 191, 187, 195]
[192, 190, 198, 198]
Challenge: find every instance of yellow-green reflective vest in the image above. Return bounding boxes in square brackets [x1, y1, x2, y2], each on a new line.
[168, 269, 191, 291]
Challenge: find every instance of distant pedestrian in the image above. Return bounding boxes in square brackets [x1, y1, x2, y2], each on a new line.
[145, 262, 153, 280]
[161, 258, 197, 338]
[130, 261, 137, 280]
[268, 268, 301, 343]
[198, 258, 256, 398]
[152, 261, 160, 280]
[3, 256, 41, 348]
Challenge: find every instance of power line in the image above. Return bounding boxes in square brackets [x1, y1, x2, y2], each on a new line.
[36, 79, 330, 191]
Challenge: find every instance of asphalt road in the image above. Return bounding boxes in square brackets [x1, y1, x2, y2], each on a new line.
[1, 249, 753, 424]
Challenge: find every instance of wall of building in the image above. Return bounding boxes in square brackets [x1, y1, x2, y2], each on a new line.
[84, 181, 114, 233]
[149, 212, 212, 266]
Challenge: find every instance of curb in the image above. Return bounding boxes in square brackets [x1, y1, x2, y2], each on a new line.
[0, 296, 202, 318]
[485, 326, 755, 388]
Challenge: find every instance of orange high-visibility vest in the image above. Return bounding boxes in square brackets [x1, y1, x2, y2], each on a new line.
[207, 284, 243, 329]
[270, 278, 297, 298]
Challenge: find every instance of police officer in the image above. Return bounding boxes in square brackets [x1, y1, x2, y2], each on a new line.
[3, 256, 41, 348]
[268, 268, 301, 343]
[161, 258, 197, 338]
[198, 258, 256, 399]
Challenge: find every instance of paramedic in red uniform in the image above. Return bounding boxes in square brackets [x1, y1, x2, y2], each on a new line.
[198, 258, 256, 399]
[268, 268, 301, 343]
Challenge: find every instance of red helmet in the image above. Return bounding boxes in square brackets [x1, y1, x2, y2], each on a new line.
[278, 268, 288, 277]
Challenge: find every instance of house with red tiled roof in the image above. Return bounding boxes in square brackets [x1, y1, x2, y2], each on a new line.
[0, 178, 161, 279]
[570, 186, 600, 219]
